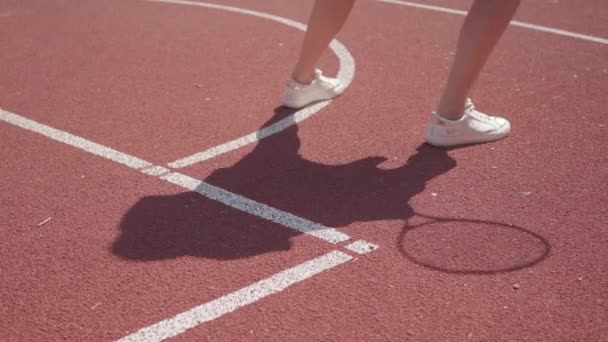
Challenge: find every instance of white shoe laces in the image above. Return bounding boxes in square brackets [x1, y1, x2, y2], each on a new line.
[464, 102, 498, 123]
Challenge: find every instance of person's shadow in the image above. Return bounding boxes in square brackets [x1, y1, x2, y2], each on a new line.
[112, 107, 549, 273]
[112, 107, 453, 258]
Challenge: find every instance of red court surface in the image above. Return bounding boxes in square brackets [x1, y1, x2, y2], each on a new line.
[1, 0, 607, 341]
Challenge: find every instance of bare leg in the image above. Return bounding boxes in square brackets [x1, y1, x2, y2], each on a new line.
[291, 0, 355, 83]
[437, 0, 520, 119]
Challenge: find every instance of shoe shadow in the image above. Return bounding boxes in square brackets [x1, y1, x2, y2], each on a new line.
[112, 107, 550, 274]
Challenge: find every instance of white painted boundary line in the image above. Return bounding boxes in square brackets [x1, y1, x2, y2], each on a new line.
[377, 0, 608, 45]
[0, 107, 377, 339]
[117, 250, 352, 342]
[161, 172, 350, 244]
[3, 1, 602, 339]
[345, 240, 379, 255]
[0, 108, 351, 245]
[509, 21, 608, 45]
[0, 110, 152, 169]
[149, 0, 356, 168]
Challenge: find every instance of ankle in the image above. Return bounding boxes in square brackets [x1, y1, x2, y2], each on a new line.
[436, 102, 466, 120]
[436, 110, 464, 121]
[291, 68, 316, 84]
[292, 74, 314, 85]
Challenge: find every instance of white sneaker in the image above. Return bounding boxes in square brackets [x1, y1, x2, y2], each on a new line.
[425, 99, 511, 147]
[281, 69, 344, 109]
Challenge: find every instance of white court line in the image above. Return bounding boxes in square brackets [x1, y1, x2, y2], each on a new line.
[161, 172, 350, 244]
[345, 240, 379, 255]
[148, 0, 356, 169]
[140, 165, 171, 176]
[377, 0, 608, 45]
[3, 1, 603, 339]
[0, 110, 152, 170]
[117, 250, 352, 342]
[0, 107, 378, 339]
[0, 108, 351, 245]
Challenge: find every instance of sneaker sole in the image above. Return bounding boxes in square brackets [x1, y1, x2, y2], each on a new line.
[281, 93, 342, 109]
[281, 83, 345, 109]
[425, 122, 511, 147]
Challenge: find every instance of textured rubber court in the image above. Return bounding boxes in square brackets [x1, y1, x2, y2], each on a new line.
[1, 0, 607, 341]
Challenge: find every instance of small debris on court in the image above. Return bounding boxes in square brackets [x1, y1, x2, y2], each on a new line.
[36, 217, 52, 227]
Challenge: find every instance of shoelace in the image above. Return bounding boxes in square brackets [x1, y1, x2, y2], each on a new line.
[465, 103, 497, 123]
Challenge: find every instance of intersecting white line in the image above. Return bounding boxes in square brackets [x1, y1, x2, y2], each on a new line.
[0, 105, 377, 341]
[0, 108, 353, 245]
[1, 3, 362, 339]
[3, 0, 603, 340]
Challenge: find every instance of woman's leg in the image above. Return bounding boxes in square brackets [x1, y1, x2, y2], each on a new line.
[282, 0, 355, 108]
[436, 0, 521, 119]
[291, 0, 356, 83]
[426, 0, 521, 147]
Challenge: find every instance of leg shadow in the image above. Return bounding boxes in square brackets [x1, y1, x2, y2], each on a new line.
[113, 106, 550, 274]
[112, 107, 455, 260]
